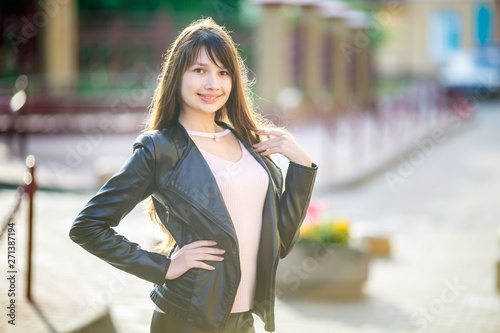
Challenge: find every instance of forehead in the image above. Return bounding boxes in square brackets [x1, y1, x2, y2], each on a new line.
[190, 46, 225, 68]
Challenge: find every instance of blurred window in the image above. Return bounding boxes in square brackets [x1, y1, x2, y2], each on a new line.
[428, 9, 462, 64]
[475, 4, 493, 47]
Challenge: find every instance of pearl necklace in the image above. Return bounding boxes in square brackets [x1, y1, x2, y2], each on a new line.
[186, 128, 231, 143]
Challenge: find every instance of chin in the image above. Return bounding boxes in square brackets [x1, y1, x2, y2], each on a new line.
[201, 105, 224, 113]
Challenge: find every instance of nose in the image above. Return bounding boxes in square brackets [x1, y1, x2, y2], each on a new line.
[204, 72, 221, 90]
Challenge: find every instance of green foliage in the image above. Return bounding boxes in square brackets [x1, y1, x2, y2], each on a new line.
[78, 0, 243, 14]
[297, 218, 351, 247]
[337, 0, 392, 50]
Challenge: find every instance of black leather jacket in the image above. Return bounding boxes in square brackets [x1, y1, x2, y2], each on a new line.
[69, 120, 318, 332]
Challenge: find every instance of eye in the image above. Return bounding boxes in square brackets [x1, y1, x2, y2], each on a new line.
[194, 68, 204, 73]
[220, 71, 229, 76]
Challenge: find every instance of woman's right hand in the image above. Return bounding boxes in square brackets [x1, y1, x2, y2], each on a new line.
[165, 240, 225, 280]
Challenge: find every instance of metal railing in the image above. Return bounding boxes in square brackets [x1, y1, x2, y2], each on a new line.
[0, 155, 37, 301]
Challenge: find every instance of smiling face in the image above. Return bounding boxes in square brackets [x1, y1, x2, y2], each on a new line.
[180, 46, 232, 120]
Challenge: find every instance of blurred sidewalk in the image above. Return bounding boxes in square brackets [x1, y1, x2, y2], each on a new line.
[1, 101, 499, 333]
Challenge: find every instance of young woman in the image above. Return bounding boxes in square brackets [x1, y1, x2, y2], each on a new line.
[69, 17, 317, 333]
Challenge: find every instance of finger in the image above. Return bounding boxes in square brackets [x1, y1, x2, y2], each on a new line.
[254, 144, 273, 153]
[198, 253, 224, 261]
[207, 247, 225, 254]
[260, 147, 281, 156]
[187, 240, 218, 248]
[193, 261, 216, 271]
[190, 247, 225, 256]
[186, 249, 224, 260]
[253, 138, 282, 152]
[256, 132, 289, 143]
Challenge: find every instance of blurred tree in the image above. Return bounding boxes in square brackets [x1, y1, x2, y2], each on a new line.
[342, 0, 390, 50]
[78, 0, 244, 14]
[0, 0, 40, 83]
[75, 0, 254, 94]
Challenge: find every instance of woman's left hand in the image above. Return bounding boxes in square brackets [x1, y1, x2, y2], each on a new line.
[253, 128, 312, 167]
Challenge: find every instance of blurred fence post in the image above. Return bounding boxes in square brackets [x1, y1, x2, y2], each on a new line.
[8, 75, 28, 157]
[25, 155, 36, 301]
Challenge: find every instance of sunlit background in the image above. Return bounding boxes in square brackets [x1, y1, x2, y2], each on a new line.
[1, 0, 499, 332]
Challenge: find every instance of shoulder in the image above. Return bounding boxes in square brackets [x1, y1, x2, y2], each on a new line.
[133, 126, 182, 166]
[133, 128, 173, 150]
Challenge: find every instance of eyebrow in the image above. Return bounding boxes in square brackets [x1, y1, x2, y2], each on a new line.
[191, 62, 227, 70]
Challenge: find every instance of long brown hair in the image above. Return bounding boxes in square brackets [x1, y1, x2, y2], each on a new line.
[142, 17, 277, 254]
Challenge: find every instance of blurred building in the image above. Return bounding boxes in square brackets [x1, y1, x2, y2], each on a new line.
[254, 0, 377, 118]
[370, 0, 500, 78]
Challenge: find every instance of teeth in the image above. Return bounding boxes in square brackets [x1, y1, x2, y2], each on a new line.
[200, 95, 218, 99]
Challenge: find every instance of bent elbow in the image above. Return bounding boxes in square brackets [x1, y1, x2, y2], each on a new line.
[68, 220, 90, 245]
[68, 223, 81, 244]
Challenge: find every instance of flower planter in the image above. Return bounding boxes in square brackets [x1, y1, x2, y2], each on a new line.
[276, 243, 371, 300]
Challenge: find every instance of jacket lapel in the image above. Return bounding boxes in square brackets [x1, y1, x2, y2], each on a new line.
[166, 122, 237, 242]
[165, 120, 282, 246]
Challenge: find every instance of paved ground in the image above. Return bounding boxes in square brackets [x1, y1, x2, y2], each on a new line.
[0, 100, 499, 332]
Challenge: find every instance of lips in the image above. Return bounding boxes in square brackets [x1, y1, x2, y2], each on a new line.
[198, 94, 222, 103]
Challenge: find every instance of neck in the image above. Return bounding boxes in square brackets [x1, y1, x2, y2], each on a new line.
[178, 111, 223, 133]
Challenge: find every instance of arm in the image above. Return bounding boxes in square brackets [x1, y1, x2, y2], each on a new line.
[252, 128, 318, 258]
[68, 133, 170, 285]
[277, 161, 318, 258]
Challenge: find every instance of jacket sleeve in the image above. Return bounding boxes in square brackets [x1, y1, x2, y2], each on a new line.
[68, 133, 170, 285]
[277, 160, 318, 259]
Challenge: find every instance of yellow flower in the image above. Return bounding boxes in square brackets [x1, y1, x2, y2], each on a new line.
[298, 213, 352, 246]
[300, 224, 313, 238]
[331, 217, 350, 233]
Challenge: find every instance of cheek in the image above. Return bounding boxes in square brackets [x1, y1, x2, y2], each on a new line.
[184, 78, 197, 91]
[223, 79, 232, 95]
[181, 77, 198, 100]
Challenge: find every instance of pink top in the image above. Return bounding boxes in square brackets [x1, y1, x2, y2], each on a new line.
[155, 137, 269, 314]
